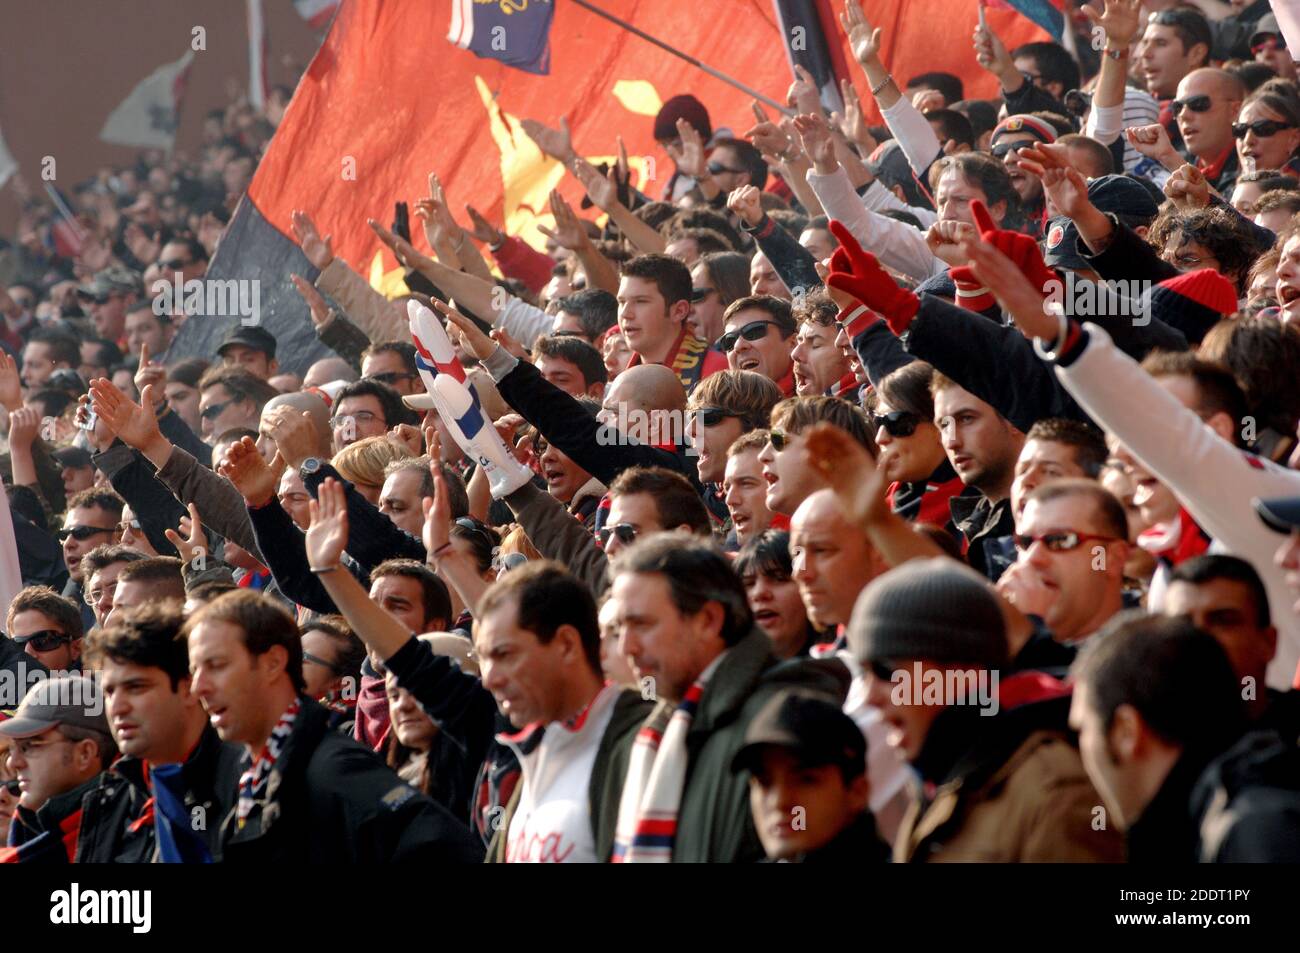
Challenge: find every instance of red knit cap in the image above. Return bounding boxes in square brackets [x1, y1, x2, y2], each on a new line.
[1156, 268, 1238, 316]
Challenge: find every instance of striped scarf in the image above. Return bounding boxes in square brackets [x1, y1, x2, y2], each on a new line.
[236, 697, 300, 829]
[611, 654, 723, 863]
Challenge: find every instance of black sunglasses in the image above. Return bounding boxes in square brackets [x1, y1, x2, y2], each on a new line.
[768, 428, 791, 452]
[718, 319, 778, 353]
[1232, 119, 1296, 139]
[302, 650, 343, 674]
[991, 140, 1029, 159]
[868, 659, 899, 683]
[598, 523, 638, 547]
[706, 160, 747, 176]
[58, 525, 117, 542]
[1171, 94, 1212, 116]
[366, 371, 417, 386]
[13, 630, 72, 652]
[869, 410, 922, 438]
[200, 399, 235, 421]
[453, 517, 496, 550]
[690, 286, 717, 303]
[0, 779, 19, 796]
[692, 406, 738, 428]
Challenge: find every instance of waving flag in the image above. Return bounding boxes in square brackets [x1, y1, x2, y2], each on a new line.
[987, 0, 1065, 41]
[449, 0, 554, 75]
[99, 49, 195, 150]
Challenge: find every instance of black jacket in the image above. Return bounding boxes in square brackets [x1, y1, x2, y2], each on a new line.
[1190, 729, 1300, 863]
[76, 723, 243, 863]
[772, 812, 891, 864]
[949, 490, 1015, 582]
[4, 775, 100, 863]
[219, 697, 484, 863]
[742, 214, 821, 298]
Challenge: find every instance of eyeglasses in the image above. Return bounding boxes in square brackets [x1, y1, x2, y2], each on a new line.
[118, 519, 141, 535]
[0, 779, 19, 796]
[1232, 119, 1296, 139]
[12, 630, 73, 652]
[768, 428, 791, 452]
[492, 552, 529, 575]
[867, 659, 900, 684]
[453, 517, 496, 551]
[991, 140, 1030, 159]
[1012, 531, 1122, 553]
[598, 523, 638, 547]
[718, 319, 778, 353]
[331, 410, 381, 428]
[302, 650, 343, 674]
[365, 372, 416, 386]
[159, 258, 191, 271]
[690, 287, 718, 303]
[1251, 36, 1286, 56]
[869, 410, 922, 438]
[691, 406, 738, 428]
[200, 399, 235, 422]
[58, 525, 117, 542]
[1171, 95, 1212, 116]
[706, 160, 747, 176]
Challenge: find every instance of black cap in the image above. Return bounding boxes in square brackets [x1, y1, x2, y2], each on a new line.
[52, 446, 93, 470]
[1254, 495, 1300, 534]
[217, 324, 277, 359]
[1042, 174, 1161, 270]
[730, 688, 865, 777]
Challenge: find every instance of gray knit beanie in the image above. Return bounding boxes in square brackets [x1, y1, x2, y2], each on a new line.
[845, 558, 1008, 669]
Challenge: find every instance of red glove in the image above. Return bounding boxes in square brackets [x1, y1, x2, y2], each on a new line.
[969, 200, 1057, 297]
[947, 264, 997, 313]
[826, 219, 919, 335]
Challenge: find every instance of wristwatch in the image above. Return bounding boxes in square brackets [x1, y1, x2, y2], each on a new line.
[300, 457, 324, 478]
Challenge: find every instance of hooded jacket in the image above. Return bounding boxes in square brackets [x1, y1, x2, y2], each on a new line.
[1190, 729, 1300, 862]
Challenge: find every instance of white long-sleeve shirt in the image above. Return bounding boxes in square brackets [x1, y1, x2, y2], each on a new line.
[861, 179, 939, 228]
[1054, 324, 1300, 688]
[880, 97, 944, 180]
[806, 165, 945, 282]
[494, 294, 554, 349]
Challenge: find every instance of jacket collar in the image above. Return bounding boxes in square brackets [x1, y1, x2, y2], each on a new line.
[949, 490, 1011, 540]
[1126, 749, 1214, 862]
[689, 627, 775, 737]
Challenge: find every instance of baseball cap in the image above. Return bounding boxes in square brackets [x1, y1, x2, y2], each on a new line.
[77, 265, 141, 300]
[1254, 495, 1300, 534]
[990, 114, 1058, 148]
[1250, 13, 1281, 48]
[730, 688, 866, 777]
[1043, 174, 1162, 271]
[52, 446, 93, 470]
[217, 324, 277, 360]
[0, 675, 110, 740]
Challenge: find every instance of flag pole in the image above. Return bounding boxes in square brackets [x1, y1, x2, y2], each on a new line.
[571, 0, 793, 116]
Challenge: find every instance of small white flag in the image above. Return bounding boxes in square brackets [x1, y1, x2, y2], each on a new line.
[100, 50, 196, 150]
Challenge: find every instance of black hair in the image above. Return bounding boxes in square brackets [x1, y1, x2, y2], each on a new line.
[1169, 554, 1271, 629]
[477, 561, 602, 673]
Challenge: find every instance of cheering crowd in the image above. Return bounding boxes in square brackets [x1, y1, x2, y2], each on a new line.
[1, 0, 1299, 864]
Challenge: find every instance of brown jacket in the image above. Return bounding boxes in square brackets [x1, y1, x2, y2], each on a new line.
[895, 699, 1124, 863]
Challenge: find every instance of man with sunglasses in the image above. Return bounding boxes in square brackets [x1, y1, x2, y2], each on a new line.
[685, 370, 783, 526]
[157, 236, 208, 285]
[361, 341, 422, 398]
[60, 487, 125, 631]
[6, 586, 83, 672]
[0, 675, 117, 863]
[717, 296, 797, 397]
[76, 603, 243, 862]
[1171, 69, 1245, 193]
[198, 365, 278, 442]
[1251, 14, 1296, 83]
[75, 266, 141, 347]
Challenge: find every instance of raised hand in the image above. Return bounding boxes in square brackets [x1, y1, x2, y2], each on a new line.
[538, 189, 589, 250]
[429, 298, 496, 362]
[1014, 143, 1094, 223]
[521, 117, 576, 164]
[490, 326, 530, 361]
[7, 406, 41, 451]
[665, 117, 708, 179]
[727, 185, 765, 228]
[787, 64, 821, 116]
[825, 220, 918, 330]
[840, 0, 883, 66]
[746, 101, 797, 162]
[291, 210, 334, 270]
[465, 205, 504, 246]
[1164, 164, 1210, 211]
[163, 502, 210, 566]
[965, 199, 1059, 296]
[1124, 124, 1181, 169]
[792, 112, 837, 173]
[263, 406, 320, 469]
[134, 342, 166, 411]
[305, 477, 350, 570]
[911, 88, 946, 113]
[572, 159, 619, 213]
[0, 350, 21, 411]
[368, 218, 428, 271]
[218, 435, 284, 507]
[387, 422, 424, 457]
[89, 378, 163, 452]
[291, 274, 332, 328]
[973, 16, 1016, 80]
[421, 426, 452, 558]
[996, 559, 1057, 618]
[1082, 0, 1143, 48]
[803, 421, 889, 527]
[925, 219, 977, 266]
[960, 238, 1061, 341]
[838, 79, 871, 151]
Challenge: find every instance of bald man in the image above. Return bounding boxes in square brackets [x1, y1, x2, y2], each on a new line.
[257, 391, 332, 463]
[303, 356, 359, 390]
[1174, 69, 1245, 192]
